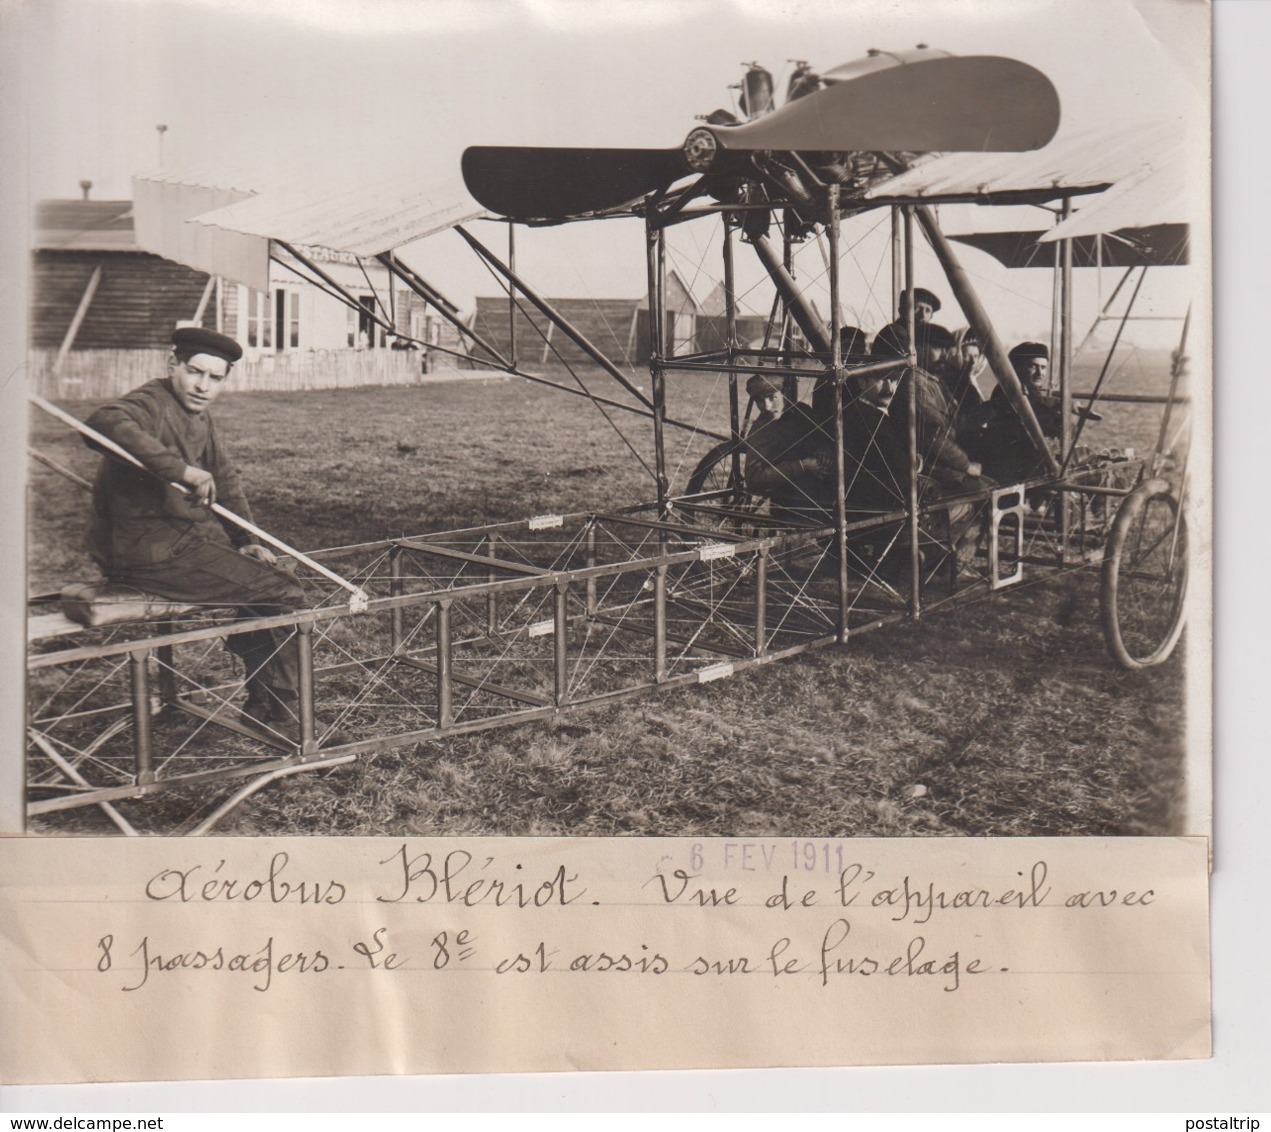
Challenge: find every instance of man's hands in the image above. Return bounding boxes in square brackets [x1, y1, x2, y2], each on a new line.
[179, 466, 277, 566]
[180, 464, 216, 505]
[799, 451, 837, 479]
[239, 543, 278, 566]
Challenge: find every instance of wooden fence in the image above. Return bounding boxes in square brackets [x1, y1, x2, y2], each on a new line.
[27, 348, 435, 402]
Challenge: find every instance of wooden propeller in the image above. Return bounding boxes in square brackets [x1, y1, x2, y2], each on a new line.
[462, 52, 1060, 221]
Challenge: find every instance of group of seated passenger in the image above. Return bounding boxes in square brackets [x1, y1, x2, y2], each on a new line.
[738, 286, 1064, 514]
[857, 286, 1064, 485]
[724, 288, 1070, 578]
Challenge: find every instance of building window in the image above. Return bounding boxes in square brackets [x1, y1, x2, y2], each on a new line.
[354, 295, 384, 348]
[242, 288, 272, 349]
[276, 288, 300, 349]
[237, 286, 300, 350]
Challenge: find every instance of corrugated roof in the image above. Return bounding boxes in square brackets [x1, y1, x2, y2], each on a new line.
[36, 199, 133, 230]
[862, 121, 1180, 204]
[33, 199, 139, 252]
[130, 165, 489, 291]
[187, 172, 488, 257]
[131, 165, 271, 195]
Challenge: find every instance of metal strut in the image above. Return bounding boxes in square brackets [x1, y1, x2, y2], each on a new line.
[380, 248, 727, 441]
[455, 225, 656, 411]
[914, 206, 1059, 477]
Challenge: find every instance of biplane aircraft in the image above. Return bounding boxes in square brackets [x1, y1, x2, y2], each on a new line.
[25, 47, 1194, 834]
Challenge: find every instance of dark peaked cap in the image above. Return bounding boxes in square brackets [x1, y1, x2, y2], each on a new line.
[1008, 341, 1049, 363]
[900, 287, 942, 312]
[746, 373, 782, 397]
[172, 326, 243, 364]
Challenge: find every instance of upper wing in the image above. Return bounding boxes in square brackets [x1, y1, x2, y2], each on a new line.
[860, 121, 1179, 207]
[463, 52, 1060, 222]
[132, 168, 487, 292]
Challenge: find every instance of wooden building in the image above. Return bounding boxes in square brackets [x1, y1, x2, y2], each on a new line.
[32, 199, 216, 351]
[695, 281, 776, 352]
[30, 198, 439, 399]
[468, 269, 701, 371]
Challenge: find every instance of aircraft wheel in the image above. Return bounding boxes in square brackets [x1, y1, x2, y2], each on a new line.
[687, 441, 740, 497]
[683, 442, 766, 536]
[1100, 478, 1187, 669]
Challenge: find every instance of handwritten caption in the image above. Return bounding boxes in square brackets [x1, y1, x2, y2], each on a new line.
[85, 844, 1159, 996]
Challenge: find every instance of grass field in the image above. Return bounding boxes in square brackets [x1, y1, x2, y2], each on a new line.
[26, 353, 1191, 837]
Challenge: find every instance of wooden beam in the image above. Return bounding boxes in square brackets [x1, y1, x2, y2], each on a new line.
[55, 266, 102, 373]
[192, 275, 216, 324]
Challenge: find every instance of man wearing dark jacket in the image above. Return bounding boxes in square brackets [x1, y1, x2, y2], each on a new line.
[870, 289, 983, 488]
[745, 361, 988, 518]
[976, 340, 1063, 483]
[86, 326, 305, 737]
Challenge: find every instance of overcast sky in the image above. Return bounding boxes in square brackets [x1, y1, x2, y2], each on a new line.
[20, 0, 1208, 342]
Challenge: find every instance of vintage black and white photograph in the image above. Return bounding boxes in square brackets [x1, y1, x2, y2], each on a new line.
[15, 0, 1208, 840]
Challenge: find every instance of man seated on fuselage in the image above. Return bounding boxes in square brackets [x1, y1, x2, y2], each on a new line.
[809, 326, 867, 422]
[84, 326, 307, 739]
[870, 290, 983, 492]
[994, 342, 1060, 426]
[945, 328, 990, 415]
[745, 372, 784, 430]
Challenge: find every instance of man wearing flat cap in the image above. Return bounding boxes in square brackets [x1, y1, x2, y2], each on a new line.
[84, 326, 306, 738]
[977, 340, 1064, 483]
[994, 342, 1058, 415]
[992, 341, 1062, 434]
[745, 372, 784, 428]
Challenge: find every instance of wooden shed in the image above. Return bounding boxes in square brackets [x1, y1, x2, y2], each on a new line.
[469, 269, 701, 371]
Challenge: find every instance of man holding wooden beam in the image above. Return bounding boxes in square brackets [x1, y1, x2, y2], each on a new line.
[83, 326, 307, 740]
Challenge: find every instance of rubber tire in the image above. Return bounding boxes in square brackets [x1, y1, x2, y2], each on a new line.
[686, 442, 740, 497]
[1100, 478, 1187, 669]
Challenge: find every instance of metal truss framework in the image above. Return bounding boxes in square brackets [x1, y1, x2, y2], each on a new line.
[26, 182, 1185, 833]
[27, 476, 1134, 834]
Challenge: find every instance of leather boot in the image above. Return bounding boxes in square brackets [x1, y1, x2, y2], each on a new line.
[259, 691, 351, 750]
[235, 630, 302, 740]
[268, 691, 303, 744]
[240, 677, 276, 729]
